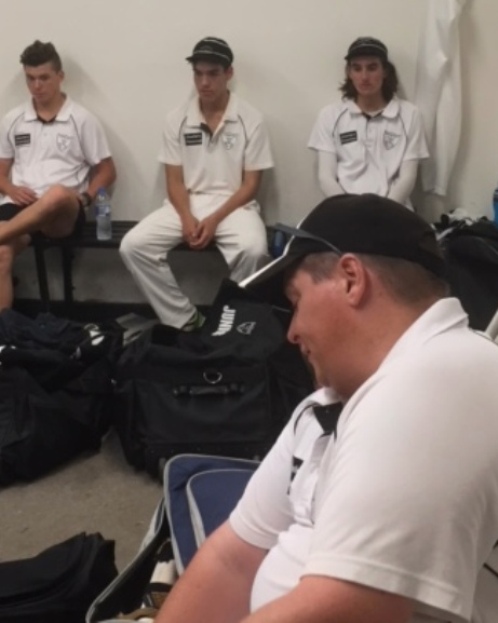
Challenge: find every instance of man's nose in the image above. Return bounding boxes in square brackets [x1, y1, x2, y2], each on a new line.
[287, 319, 298, 345]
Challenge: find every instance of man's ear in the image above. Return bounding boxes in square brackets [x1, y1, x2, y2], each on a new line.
[337, 254, 368, 306]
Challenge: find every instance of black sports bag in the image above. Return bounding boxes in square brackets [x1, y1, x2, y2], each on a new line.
[113, 280, 313, 476]
[0, 310, 123, 485]
[0, 532, 117, 623]
[436, 216, 498, 330]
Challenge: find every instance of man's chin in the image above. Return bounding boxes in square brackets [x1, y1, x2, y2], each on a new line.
[303, 356, 322, 388]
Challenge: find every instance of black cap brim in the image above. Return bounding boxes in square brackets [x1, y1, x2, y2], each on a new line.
[345, 46, 387, 61]
[186, 52, 231, 67]
[241, 230, 333, 309]
[241, 253, 297, 310]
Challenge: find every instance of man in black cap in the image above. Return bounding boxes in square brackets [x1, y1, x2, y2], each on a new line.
[120, 37, 273, 331]
[308, 37, 428, 208]
[156, 194, 498, 623]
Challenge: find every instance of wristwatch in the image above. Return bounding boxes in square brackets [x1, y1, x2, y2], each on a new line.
[78, 192, 92, 209]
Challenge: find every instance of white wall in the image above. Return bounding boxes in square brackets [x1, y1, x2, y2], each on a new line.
[1, 0, 496, 302]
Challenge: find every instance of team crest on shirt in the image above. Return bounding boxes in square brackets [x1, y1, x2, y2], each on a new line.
[222, 133, 237, 150]
[383, 131, 401, 150]
[56, 133, 72, 152]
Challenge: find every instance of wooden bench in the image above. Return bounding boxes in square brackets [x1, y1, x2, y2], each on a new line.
[32, 220, 279, 312]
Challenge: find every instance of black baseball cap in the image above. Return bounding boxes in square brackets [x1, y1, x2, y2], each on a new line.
[345, 37, 389, 62]
[186, 37, 233, 68]
[242, 194, 446, 309]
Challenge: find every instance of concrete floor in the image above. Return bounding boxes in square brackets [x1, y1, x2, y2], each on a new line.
[0, 429, 163, 571]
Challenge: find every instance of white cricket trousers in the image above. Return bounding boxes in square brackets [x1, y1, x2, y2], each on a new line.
[120, 195, 269, 328]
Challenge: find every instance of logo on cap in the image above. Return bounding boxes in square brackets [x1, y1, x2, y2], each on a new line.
[212, 304, 236, 336]
[237, 322, 256, 335]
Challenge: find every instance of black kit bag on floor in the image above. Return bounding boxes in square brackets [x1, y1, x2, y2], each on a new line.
[436, 216, 498, 330]
[113, 280, 314, 476]
[0, 532, 118, 623]
[0, 310, 123, 485]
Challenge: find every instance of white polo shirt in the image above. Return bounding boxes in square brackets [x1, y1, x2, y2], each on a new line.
[159, 92, 273, 200]
[230, 298, 498, 623]
[0, 96, 112, 205]
[308, 96, 429, 197]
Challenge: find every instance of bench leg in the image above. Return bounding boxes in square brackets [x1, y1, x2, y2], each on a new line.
[33, 244, 51, 312]
[60, 246, 74, 315]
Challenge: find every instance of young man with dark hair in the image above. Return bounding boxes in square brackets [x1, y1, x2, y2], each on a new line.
[155, 194, 498, 623]
[0, 40, 116, 309]
[120, 37, 273, 330]
[19, 40, 62, 72]
[308, 37, 428, 208]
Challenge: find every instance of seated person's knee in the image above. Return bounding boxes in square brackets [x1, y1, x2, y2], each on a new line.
[43, 184, 75, 209]
[119, 229, 139, 262]
[238, 236, 268, 260]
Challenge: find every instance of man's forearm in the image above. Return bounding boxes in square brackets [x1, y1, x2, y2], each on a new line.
[86, 158, 116, 199]
[168, 183, 192, 220]
[156, 523, 266, 623]
[317, 150, 345, 197]
[212, 181, 259, 224]
[387, 160, 418, 205]
[0, 175, 12, 197]
[0, 160, 13, 196]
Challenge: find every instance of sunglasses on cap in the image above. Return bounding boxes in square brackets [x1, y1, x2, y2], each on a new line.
[274, 223, 343, 256]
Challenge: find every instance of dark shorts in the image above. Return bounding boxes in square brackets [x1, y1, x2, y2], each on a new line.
[0, 203, 20, 222]
[0, 202, 86, 241]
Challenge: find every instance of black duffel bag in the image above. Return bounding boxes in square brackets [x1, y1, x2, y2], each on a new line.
[0, 310, 123, 485]
[0, 532, 118, 623]
[113, 280, 313, 476]
[437, 216, 498, 330]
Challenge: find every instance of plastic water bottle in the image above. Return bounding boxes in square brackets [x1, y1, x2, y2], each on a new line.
[493, 185, 498, 225]
[94, 187, 112, 241]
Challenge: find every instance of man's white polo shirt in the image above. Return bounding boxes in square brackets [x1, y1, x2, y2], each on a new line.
[308, 96, 428, 197]
[230, 298, 498, 622]
[159, 92, 273, 199]
[0, 97, 111, 205]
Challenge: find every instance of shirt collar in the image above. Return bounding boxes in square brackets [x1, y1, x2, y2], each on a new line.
[185, 91, 238, 127]
[313, 403, 343, 435]
[381, 96, 401, 119]
[345, 95, 400, 119]
[328, 298, 469, 429]
[295, 387, 343, 434]
[381, 297, 469, 370]
[23, 95, 73, 122]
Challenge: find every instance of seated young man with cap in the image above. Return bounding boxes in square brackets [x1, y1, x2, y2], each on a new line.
[120, 37, 274, 331]
[154, 194, 498, 623]
[308, 37, 428, 208]
[0, 40, 116, 309]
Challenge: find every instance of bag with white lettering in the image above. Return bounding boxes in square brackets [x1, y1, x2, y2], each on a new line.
[113, 280, 313, 477]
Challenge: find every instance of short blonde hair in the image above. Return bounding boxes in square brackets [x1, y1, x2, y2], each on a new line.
[296, 252, 449, 304]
